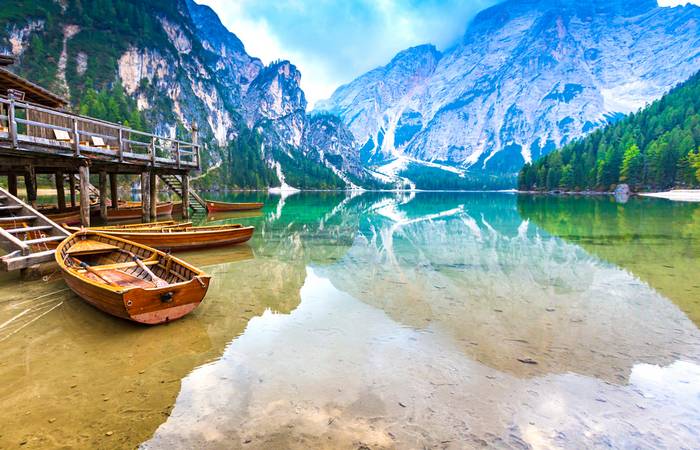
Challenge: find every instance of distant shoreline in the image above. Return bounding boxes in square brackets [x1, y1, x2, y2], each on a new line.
[517, 189, 700, 202]
[638, 190, 700, 202]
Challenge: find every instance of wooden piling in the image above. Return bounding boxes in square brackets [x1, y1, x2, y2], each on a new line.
[182, 173, 190, 220]
[99, 170, 108, 221]
[69, 174, 76, 208]
[149, 171, 157, 221]
[55, 170, 66, 211]
[109, 173, 118, 209]
[141, 172, 150, 222]
[79, 164, 90, 227]
[25, 167, 37, 208]
[7, 174, 17, 196]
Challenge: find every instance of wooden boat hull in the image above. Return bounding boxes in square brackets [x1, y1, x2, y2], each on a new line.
[96, 202, 174, 220]
[205, 200, 264, 212]
[206, 210, 263, 221]
[56, 231, 210, 325]
[65, 224, 254, 251]
[47, 210, 82, 225]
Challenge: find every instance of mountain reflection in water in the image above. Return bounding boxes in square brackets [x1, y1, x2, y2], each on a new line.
[1, 192, 698, 449]
[143, 192, 700, 449]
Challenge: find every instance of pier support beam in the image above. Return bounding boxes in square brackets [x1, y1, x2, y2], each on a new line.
[24, 167, 37, 208]
[8, 174, 17, 197]
[79, 164, 90, 227]
[69, 175, 76, 208]
[109, 173, 118, 209]
[149, 171, 157, 221]
[181, 174, 190, 220]
[55, 171, 66, 211]
[99, 170, 108, 221]
[141, 172, 150, 222]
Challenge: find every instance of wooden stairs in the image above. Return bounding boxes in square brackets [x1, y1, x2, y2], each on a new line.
[158, 174, 207, 212]
[0, 187, 71, 271]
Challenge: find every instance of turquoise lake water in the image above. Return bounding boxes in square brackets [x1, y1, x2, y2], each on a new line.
[1, 191, 699, 449]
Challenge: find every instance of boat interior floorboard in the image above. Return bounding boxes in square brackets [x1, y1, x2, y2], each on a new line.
[85, 269, 155, 289]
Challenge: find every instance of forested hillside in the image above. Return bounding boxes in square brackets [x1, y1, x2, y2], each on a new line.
[0, 0, 369, 190]
[519, 71, 700, 192]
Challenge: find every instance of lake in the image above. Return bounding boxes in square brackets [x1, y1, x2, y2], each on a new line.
[1, 192, 699, 449]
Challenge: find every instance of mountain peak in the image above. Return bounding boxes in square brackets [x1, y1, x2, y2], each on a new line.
[469, 0, 659, 32]
[390, 44, 442, 65]
[319, 0, 700, 179]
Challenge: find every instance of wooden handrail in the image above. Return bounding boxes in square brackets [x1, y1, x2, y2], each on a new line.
[0, 95, 200, 169]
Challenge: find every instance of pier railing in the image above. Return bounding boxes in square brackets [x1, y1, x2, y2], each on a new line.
[0, 96, 200, 170]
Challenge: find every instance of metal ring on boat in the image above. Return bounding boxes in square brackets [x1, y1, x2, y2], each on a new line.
[126, 300, 133, 307]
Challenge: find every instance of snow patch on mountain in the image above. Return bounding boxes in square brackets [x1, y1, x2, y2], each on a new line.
[317, 0, 700, 177]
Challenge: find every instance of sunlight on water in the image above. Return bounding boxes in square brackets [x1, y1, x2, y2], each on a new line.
[0, 192, 699, 449]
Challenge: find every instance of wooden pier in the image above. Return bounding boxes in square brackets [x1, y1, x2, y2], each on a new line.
[0, 58, 206, 273]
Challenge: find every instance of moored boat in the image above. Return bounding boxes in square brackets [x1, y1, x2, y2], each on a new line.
[205, 200, 264, 212]
[46, 209, 82, 225]
[56, 230, 211, 324]
[95, 201, 174, 220]
[64, 223, 254, 251]
[79, 220, 182, 230]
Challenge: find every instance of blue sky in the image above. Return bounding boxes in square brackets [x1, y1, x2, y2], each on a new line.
[198, 0, 497, 107]
[199, 0, 700, 108]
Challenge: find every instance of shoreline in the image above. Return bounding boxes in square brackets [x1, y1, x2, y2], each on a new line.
[517, 189, 700, 202]
[10, 187, 700, 202]
[638, 190, 700, 202]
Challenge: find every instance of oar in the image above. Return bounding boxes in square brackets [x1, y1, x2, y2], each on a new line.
[69, 257, 120, 287]
[125, 251, 169, 288]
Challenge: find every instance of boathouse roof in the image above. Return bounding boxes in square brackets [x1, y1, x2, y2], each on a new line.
[0, 55, 68, 109]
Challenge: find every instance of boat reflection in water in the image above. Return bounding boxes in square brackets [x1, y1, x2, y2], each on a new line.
[2, 192, 700, 449]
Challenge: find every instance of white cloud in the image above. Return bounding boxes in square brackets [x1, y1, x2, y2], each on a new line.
[658, 0, 700, 6]
[196, 0, 496, 108]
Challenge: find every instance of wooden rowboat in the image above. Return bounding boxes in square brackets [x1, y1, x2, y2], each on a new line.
[47, 209, 82, 225]
[56, 231, 211, 324]
[205, 200, 264, 212]
[95, 201, 174, 220]
[79, 220, 183, 231]
[64, 223, 254, 251]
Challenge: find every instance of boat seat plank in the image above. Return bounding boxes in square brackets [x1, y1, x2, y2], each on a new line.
[75, 260, 159, 272]
[66, 239, 121, 255]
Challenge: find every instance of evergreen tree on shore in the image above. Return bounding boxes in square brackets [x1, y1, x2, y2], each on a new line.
[519, 71, 700, 192]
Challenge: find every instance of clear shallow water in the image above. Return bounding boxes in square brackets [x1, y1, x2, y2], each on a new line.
[1, 192, 699, 449]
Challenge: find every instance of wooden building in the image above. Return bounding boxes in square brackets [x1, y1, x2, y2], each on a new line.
[0, 56, 204, 225]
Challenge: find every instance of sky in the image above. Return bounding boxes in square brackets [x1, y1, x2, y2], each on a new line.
[197, 0, 497, 108]
[199, 0, 700, 108]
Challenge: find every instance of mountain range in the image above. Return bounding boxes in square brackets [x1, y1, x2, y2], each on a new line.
[316, 0, 700, 187]
[2, 0, 700, 190]
[0, 0, 374, 190]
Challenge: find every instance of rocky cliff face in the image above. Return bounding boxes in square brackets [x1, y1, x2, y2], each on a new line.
[0, 0, 367, 189]
[317, 0, 700, 179]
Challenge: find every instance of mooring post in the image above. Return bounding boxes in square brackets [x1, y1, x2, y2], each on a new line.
[69, 174, 76, 208]
[79, 164, 90, 227]
[8, 174, 17, 197]
[149, 171, 157, 221]
[141, 171, 150, 222]
[55, 170, 66, 211]
[25, 166, 37, 208]
[109, 173, 118, 209]
[181, 173, 190, 220]
[99, 170, 108, 221]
